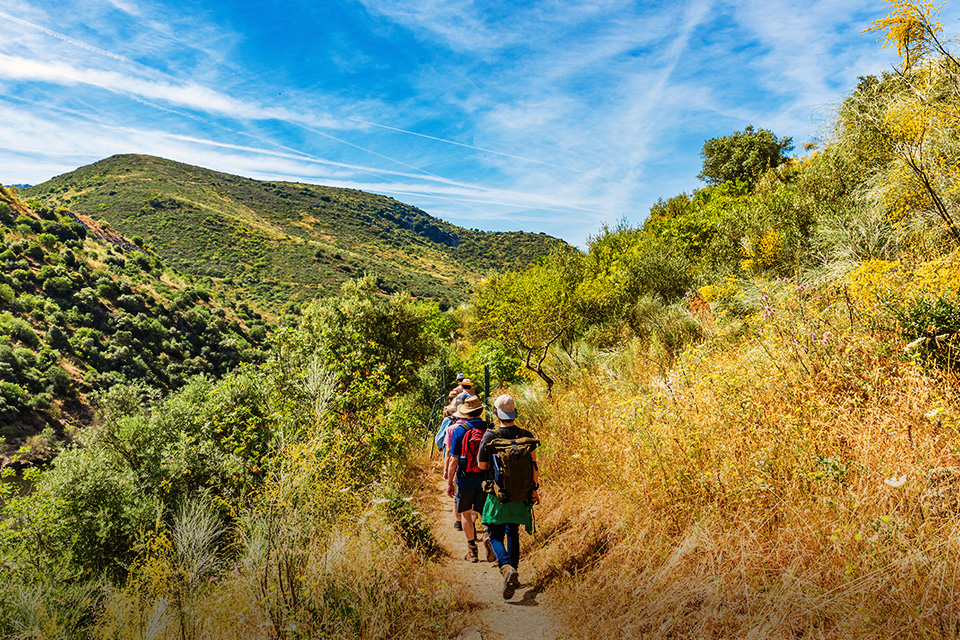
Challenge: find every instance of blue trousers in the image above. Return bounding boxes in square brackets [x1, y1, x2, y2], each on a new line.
[486, 522, 520, 569]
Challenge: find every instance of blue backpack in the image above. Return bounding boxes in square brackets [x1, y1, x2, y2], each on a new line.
[434, 416, 452, 451]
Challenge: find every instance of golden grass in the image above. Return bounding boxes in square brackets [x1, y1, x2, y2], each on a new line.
[525, 290, 960, 638]
[96, 441, 471, 640]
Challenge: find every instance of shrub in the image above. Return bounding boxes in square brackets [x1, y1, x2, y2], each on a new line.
[0, 314, 39, 347]
[43, 276, 74, 297]
[36, 233, 58, 249]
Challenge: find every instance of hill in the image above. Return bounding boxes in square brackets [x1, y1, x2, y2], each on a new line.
[24, 155, 564, 311]
[0, 185, 269, 457]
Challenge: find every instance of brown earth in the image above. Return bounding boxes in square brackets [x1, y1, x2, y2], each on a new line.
[424, 457, 565, 640]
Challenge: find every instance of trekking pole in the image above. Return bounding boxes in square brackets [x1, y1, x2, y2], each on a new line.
[484, 364, 491, 418]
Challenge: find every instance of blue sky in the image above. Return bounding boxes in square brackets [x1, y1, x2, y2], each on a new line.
[1, 0, 955, 247]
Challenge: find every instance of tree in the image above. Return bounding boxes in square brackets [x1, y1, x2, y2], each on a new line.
[470, 248, 595, 393]
[299, 276, 436, 415]
[699, 125, 793, 187]
[862, 1, 960, 246]
[867, 0, 948, 72]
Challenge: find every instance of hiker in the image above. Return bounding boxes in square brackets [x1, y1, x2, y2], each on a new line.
[434, 389, 459, 461]
[455, 378, 475, 403]
[478, 394, 539, 600]
[451, 373, 466, 396]
[443, 395, 466, 531]
[445, 394, 489, 561]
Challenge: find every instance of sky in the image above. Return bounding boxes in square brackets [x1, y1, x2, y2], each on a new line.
[1, 0, 957, 247]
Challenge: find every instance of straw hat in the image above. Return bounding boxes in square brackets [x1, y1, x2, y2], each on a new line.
[454, 394, 484, 419]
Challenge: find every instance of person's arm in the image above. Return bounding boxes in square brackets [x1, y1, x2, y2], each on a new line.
[446, 457, 459, 497]
[530, 451, 540, 504]
[477, 431, 492, 470]
[446, 427, 464, 497]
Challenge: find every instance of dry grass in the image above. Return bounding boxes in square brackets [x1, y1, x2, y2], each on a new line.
[95, 440, 471, 640]
[525, 286, 960, 639]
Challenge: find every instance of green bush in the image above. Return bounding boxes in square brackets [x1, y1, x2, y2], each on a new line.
[36, 233, 58, 249]
[43, 276, 73, 297]
[0, 314, 39, 347]
[900, 297, 960, 368]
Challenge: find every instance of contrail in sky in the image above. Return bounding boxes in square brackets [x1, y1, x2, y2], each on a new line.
[346, 116, 582, 172]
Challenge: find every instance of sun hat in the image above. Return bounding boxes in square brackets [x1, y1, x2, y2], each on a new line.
[447, 389, 458, 399]
[454, 394, 484, 419]
[494, 394, 517, 421]
[461, 378, 474, 388]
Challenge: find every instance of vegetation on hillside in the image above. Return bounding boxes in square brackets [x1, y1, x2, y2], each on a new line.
[0, 271, 470, 639]
[457, 2, 960, 636]
[6, 2, 960, 638]
[25, 156, 563, 311]
[0, 187, 270, 453]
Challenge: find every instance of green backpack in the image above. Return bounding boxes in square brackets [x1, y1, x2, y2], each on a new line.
[482, 428, 539, 503]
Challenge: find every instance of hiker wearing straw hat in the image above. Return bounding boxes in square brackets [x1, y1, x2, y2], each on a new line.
[455, 378, 475, 403]
[477, 393, 539, 600]
[445, 394, 489, 562]
[442, 394, 467, 531]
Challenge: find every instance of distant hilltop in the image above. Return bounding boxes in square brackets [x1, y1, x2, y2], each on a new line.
[24, 154, 566, 312]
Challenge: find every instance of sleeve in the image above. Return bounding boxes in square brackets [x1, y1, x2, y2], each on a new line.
[444, 422, 457, 449]
[477, 430, 495, 464]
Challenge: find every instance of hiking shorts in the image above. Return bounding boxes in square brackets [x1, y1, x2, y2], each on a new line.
[456, 486, 487, 514]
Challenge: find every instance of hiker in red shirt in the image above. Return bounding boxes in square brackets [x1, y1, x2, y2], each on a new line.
[445, 394, 488, 562]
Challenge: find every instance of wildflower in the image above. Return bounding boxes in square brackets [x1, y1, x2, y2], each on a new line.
[884, 475, 907, 488]
[924, 407, 943, 419]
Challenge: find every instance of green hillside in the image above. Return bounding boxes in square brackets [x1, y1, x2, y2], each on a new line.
[0, 186, 269, 456]
[24, 155, 563, 310]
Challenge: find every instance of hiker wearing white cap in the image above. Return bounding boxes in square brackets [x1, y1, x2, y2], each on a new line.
[478, 394, 539, 600]
[445, 394, 489, 562]
[451, 373, 466, 396]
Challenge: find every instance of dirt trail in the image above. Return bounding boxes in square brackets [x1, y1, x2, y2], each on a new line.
[429, 467, 563, 640]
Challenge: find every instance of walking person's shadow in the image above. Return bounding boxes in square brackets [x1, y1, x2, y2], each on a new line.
[509, 584, 541, 607]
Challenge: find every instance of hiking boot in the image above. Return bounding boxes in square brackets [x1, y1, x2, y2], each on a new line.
[500, 564, 520, 599]
[454, 521, 462, 531]
[483, 537, 496, 563]
[465, 542, 479, 563]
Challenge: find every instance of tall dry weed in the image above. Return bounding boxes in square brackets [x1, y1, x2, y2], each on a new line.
[526, 276, 960, 638]
[97, 433, 469, 640]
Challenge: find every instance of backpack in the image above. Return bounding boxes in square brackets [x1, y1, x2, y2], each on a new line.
[459, 419, 487, 475]
[482, 428, 539, 503]
[434, 417, 451, 452]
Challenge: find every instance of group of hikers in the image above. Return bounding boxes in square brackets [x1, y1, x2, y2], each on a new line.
[434, 373, 540, 600]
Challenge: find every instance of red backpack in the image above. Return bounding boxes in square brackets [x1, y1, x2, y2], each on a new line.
[459, 419, 487, 475]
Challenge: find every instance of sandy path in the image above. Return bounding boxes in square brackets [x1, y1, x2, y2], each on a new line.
[427, 463, 562, 640]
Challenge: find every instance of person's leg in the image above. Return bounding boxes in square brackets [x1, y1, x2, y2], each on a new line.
[454, 486, 462, 530]
[461, 509, 478, 542]
[457, 487, 480, 562]
[497, 522, 521, 599]
[461, 510, 478, 562]
[505, 522, 521, 570]
[486, 522, 509, 567]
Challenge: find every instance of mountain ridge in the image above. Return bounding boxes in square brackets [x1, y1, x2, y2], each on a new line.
[24, 155, 564, 312]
